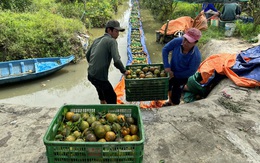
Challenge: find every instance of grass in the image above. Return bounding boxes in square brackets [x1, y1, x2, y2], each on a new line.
[199, 25, 226, 47]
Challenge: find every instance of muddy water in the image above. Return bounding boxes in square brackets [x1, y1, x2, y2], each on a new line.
[0, 1, 164, 107]
[139, 9, 165, 63]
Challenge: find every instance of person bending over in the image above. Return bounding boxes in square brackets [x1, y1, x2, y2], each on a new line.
[162, 28, 202, 106]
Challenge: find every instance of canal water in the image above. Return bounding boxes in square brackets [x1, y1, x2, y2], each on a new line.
[0, 1, 164, 107]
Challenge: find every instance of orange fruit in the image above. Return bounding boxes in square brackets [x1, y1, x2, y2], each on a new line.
[124, 135, 133, 141]
[94, 125, 106, 139]
[106, 113, 117, 123]
[130, 124, 138, 135]
[65, 135, 76, 141]
[98, 138, 106, 142]
[131, 135, 140, 141]
[117, 114, 125, 122]
[80, 121, 89, 131]
[105, 131, 116, 141]
[65, 112, 75, 121]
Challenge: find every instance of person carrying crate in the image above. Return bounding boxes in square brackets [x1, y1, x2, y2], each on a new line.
[162, 28, 202, 106]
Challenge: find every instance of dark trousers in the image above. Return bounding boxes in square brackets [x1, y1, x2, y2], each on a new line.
[88, 75, 117, 104]
[169, 77, 188, 105]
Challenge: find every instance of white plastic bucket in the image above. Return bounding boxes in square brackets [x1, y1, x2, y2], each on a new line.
[225, 23, 236, 37]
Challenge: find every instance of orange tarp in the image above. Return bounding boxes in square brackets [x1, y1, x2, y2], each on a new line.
[159, 16, 194, 35]
[198, 53, 260, 87]
[115, 76, 126, 104]
[159, 11, 208, 35]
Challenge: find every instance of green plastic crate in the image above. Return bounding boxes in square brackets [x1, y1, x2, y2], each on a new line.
[132, 58, 147, 64]
[43, 104, 145, 163]
[125, 64, 169, 101]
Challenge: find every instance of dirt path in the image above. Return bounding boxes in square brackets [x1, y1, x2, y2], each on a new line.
[201, 37, 254, 57]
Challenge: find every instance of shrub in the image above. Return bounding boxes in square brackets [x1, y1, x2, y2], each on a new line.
[170, 2, 199, 19]
[0, 0, 33, 12]
[50, 0, 114, 28]
[29, 0, 58, 12]
[235, 21, 258, 40]
[84, 0, 113, 27]
[0, 10, 86, 61]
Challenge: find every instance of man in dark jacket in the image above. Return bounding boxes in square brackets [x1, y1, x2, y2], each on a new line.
[220, 3, 241, 21]
[86, 20, 128, 104]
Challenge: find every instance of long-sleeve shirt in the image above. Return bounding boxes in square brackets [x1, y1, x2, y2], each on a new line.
[162, 37, 201, 79]
[86, 33, 126, 81]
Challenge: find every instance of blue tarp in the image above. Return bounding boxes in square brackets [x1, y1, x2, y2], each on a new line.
[231, 45, 260, 82]
[184, 45, 260, 103]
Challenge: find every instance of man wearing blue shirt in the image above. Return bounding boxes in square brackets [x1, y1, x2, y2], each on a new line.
[162, 28, 202, 106]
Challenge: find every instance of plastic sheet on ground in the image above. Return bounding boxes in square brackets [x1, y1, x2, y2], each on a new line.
[198, 45, 260, 87]
[185, 45, 260, 103]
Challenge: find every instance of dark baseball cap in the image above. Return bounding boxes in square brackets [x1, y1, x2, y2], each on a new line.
[105, 20, 125, 32]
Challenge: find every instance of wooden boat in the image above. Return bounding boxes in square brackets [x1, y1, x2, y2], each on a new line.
[0, 55, 75, 85]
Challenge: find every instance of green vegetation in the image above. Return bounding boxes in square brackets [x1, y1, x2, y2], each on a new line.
[0, 0, 33, 12]
[169, 2, 199, 19]
[198, 26, 225, 57]
[83, 0, 114, 27]
[235, 21, 260, 41]
[0, 0, 121, 61]
[0, 0, 258, 61]
[0, 10, 86, 61]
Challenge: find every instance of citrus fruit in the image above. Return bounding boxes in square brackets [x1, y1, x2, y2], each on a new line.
[71, 113, 81, 122]
[105, 131, 116, 141]
[94, 125, 106, 139]
[65, 112, 75, 121]
[65, 135, 76, 141]
[80, 120, 89, 131]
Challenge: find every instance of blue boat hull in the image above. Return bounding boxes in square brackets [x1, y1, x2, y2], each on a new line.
[0, 55, 75, 85]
